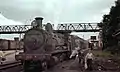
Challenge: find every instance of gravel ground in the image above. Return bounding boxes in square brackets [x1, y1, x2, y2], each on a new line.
[44, 56, 120, 72]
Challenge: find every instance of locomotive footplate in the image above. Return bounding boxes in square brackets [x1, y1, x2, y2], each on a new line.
[16, 53, 51, 61]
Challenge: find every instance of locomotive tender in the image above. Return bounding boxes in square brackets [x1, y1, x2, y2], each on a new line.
[16, 17, 88, 72]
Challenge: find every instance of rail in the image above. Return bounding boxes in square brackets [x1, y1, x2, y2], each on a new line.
[0, 61, 21, 70]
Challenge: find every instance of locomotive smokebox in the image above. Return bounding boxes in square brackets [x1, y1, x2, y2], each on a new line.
[35, 17, 43, 29]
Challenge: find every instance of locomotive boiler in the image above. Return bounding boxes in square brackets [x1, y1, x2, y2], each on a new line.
[16, 17, 89, 72]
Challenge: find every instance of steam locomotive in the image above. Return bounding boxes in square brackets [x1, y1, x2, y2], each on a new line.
[16, 17, 88, 72]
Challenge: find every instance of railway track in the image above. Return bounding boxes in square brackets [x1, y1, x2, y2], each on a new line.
[0, 61, 21, 71]
[1, 57, 120, 72]
[1, 49, 120, 72]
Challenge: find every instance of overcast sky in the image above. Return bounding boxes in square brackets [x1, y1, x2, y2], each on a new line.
[0, 0, 116, 40]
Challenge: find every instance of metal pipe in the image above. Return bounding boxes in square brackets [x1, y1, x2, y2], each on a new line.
[35, 17, 43, 29]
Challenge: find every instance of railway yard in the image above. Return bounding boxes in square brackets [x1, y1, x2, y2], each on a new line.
[0, 0, 120, 72]
[0, 50, 120, 72]
[1, 50, 120, 72]
[0, 19, 119, 72]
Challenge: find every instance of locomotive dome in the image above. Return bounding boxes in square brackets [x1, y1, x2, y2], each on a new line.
[45, 23, 53, 33]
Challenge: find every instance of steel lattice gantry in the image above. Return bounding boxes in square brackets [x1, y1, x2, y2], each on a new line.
[0, 24, 49, 34]
[0, 25, 31, 34]
[57, 23, 100, 32]
[0, 23, 100, 34]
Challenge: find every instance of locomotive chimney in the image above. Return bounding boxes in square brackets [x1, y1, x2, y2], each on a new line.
[35, 17, 43, 29]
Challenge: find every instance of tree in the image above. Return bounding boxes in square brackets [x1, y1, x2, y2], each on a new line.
[101, 0, 120, 53]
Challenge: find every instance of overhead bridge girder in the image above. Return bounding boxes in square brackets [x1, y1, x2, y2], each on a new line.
[0, 23, 100, 34]
[0, 25, 31, 34]
[57, 23, 100, 32]
[0, 24, 51, 34]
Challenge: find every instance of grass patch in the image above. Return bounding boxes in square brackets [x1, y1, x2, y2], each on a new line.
[92, 50, 113, 58]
